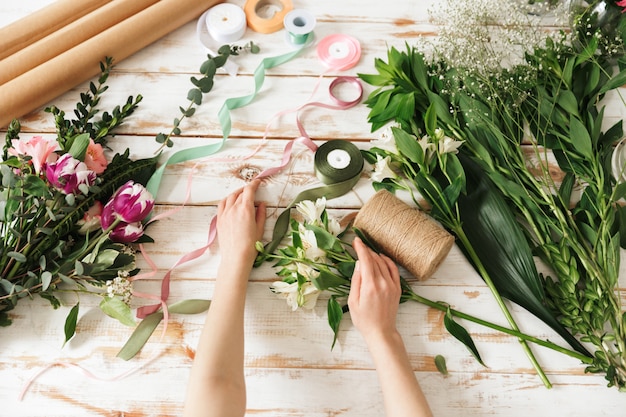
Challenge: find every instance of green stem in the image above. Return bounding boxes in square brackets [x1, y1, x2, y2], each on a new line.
[455, 227, 553, 388]
[404, 291, 592, 364]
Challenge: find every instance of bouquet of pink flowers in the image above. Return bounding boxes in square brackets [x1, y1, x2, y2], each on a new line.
[0, 59, 157, 343]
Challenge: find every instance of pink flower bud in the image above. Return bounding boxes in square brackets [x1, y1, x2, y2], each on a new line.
[109, 221, 145, 243]
[45, 153, 96, 195]
[107, 181, 154, 223]
[84, 139, 108, 174]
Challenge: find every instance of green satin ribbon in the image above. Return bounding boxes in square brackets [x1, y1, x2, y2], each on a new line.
[146, 32, 314, 199]
[255, 139, 363, 266]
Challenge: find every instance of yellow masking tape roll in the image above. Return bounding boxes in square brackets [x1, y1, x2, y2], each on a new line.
[244, 0, 293, 34]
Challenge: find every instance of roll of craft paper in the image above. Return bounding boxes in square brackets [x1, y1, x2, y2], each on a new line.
[0, 0, 224, 128]
[0, 0, 160, 85]
[353, 190, 455, 281]
[0, 0, 112, 61]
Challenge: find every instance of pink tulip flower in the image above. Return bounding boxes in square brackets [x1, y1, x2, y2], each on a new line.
[45, 153, 96, 195]
[106, 181, 154, 223]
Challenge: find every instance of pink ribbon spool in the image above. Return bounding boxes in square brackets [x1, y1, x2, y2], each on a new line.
[316, 34, 362, 71]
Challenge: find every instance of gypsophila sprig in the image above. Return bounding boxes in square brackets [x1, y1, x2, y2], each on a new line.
[155, 42, 260, 152]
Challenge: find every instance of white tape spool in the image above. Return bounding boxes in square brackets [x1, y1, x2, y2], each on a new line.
[206, 3, 247, 43]
[196, 4, 246, 77]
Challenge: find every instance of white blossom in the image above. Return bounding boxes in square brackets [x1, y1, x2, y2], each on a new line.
[438, 136, 464, 154]
[300, 228, 327, 261]
[270, 280, 320, 311]
[370, 124, 400, 154]
[296, 197, 326, 224]
[371, 155, 396, 182]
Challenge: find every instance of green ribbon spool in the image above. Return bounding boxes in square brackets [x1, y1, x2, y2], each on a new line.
[255, 139, 363, 266]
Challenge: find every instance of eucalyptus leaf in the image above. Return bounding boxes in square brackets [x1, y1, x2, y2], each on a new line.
[434, 354, 448, 375]
[100, 297, 136, 327]
[63, 303, 80, 347]
[117, 311, 163, 361]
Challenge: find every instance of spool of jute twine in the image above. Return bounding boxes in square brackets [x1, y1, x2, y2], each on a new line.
[354, 190, 455, 281]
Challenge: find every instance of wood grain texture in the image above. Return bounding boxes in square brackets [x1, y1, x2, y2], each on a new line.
[2, 0, 626, 416]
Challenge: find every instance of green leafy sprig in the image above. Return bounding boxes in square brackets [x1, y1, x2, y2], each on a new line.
[154, 42, 259, 152]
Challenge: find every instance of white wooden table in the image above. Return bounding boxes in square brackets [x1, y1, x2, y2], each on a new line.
[2, 1, 626, 416]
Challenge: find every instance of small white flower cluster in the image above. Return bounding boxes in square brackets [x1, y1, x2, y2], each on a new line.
[424, 0, 567, 75]
[105, 272, 132, 305]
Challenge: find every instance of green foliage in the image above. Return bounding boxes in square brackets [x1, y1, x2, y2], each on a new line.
[155, 42, 260, 151]
[359, 11, 626, 388]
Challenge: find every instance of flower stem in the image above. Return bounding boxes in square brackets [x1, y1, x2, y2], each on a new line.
[455, 228, 553, 388]
[403, 291, 592, 364]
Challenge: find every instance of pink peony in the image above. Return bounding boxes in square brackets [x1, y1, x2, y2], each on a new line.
[8, 135, 59, 174]
[84, 139, 108, 174]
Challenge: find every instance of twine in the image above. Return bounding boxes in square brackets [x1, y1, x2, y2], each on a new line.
[354, 190, 454, 281]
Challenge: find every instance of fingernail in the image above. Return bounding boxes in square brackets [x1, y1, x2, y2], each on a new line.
[354, 260, 360, 271]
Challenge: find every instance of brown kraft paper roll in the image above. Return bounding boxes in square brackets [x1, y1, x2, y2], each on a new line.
[0, 0, 113, 61]
[0, 0, 160, 85]
[354, 190, 455, 281]
[0, 0, 225, 128]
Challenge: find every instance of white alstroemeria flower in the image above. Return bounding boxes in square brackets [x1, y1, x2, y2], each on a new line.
[370, 124, 400, 154]
[297, 263, 320, 280]
[371, 155, 397, 182]
[296, 197, 326, 224]
[270, 280, 321, 311]
[418, 134, 436, 158]
[270, 281, 299, 310]
[300, 228, 327, 261]
[297, 282, 321, 310]
[438, 135, 464, 154]
[327, 216, 341, 236]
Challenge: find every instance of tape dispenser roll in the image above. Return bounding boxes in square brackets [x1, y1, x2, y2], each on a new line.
[205, 3, 247, 43]
[283, 9, 316, 46]
[244, 0, 294, 34]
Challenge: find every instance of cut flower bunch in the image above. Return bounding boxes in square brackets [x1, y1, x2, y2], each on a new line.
[359, 0, 626, 389]
[0, 59, 157, 342]
[256, 197, 593, 366]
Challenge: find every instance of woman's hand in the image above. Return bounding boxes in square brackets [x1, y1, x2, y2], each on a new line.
[216, 179, 266, 268]
[348, 236, 402, 343]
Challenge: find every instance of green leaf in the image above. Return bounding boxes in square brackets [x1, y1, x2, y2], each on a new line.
[63, 303, 80, 347]
[434, 354, 448, 375]
[187, 88, 203, 105]
[168, 299, 211, 314]
[456, 156, 591, 357]
[568, 116, 593, 159]
[311, 269, 349, 291]
[41, 271, 52, 292]
[393, 127, 423, 164]
[99, 297, 136, 327]
[7, 251, 26, 263]
[67, 133, 91, 161]
[328, 297, 343, 349]
[305, 224, 343, 252]
[23, 175, 48, 197]
[443, 308, 485, 366]
[598, 67, 626, 95]
[117, 311, 163, 360]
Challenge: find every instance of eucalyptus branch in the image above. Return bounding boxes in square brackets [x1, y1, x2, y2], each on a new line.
[154, 42, 259, 153]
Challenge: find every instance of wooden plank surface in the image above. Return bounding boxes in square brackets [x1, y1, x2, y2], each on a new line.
[2, 0, 626, 416]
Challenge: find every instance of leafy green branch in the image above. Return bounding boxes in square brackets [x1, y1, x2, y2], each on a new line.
[154, 42, 259, 153]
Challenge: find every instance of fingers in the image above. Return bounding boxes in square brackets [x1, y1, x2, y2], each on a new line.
[348, 260, 362, 306]
[255, 202, 267, 239]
